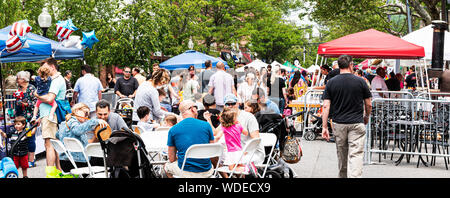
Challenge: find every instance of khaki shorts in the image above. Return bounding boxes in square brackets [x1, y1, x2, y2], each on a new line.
[41, 114, 58, 139]
[164, 161, 214, 178]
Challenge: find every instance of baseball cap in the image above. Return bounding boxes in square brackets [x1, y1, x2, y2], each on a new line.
[223, 94, 238, 104]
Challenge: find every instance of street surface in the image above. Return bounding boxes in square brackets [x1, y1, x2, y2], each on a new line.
[23, 137, 450, 178]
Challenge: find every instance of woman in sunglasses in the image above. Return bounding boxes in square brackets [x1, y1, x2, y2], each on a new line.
[56, 103, 108, 173]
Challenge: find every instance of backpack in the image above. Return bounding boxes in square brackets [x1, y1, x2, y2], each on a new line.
[55, 99, 72, 124]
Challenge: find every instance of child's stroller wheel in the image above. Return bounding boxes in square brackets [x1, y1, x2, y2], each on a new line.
[263, 170, 282, 178]
[303, 131, 316, 141]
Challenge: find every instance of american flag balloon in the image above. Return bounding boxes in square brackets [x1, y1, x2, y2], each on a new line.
[55, 19, 78, 41]
[5, 20, 31, 53]
[9, 21, 32, 37]
[6, 35, 28, 53]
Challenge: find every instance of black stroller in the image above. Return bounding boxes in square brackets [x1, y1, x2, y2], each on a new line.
[303, 112, 334, 142]
[114, 98, 134, 128]
[255, 111, 301, 178]
[97, 127, 156, 178]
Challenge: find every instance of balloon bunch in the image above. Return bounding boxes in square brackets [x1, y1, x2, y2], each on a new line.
[6, 20, 32, 53]
[55, 19, 99, 50]
[55, 19, 78, 41]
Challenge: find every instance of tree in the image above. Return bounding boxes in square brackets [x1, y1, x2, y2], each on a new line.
[304, 0, 449, 40]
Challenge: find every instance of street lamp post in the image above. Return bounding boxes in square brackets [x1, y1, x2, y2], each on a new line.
[38, 8, 52, 38]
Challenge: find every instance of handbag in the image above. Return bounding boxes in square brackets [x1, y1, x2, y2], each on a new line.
[281, 135, 302, 164]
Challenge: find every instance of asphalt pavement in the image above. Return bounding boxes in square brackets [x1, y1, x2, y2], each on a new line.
[23, 136, 450, 178]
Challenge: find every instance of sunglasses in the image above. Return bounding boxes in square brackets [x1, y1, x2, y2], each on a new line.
[124, 70, 131, 73]
[189, 105, 198, 110]
[225, 102, 236, 106]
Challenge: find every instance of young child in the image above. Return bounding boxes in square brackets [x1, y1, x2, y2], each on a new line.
[219, 107, 249, 172]
[137, 106, 160, 131]
[32, 65, 58, 123]
[162, 115, 178, 127]
[0, 116, 30, 178]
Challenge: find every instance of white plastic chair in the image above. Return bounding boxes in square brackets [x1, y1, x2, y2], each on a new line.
[63, 138, 105, 178]
[155, 127, 171, 132]
[85, 143, 108, 178]
[217, 138, 262, 178]
[50, 139, 79, 176]
[257, 133, 277, 178]
[179, 143, 224, 178]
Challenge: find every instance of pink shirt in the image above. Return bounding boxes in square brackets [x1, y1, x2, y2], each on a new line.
[222, 123, 243, 152]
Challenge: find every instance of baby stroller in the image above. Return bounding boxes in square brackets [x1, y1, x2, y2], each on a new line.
[255, 111, 300, 178]
[97, 127, 156, 178]
[114, 98, 134, 128]
[303, 111, 334, 142]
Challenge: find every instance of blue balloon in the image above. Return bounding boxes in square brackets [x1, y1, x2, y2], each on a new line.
[81, 30, 99, 49]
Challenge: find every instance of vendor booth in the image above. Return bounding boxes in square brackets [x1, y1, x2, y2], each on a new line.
[0, 26, 84, 60]
[159, 50, 228, 70]
[314, 28, 425, 87]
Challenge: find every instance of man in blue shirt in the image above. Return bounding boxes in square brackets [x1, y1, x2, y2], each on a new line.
[72, 64, 103, 117]
[164, 100, 215, 178]
[252, 87, 280, 114]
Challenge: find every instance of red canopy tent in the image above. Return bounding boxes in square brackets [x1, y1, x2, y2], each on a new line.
[317, 29, 425, 59]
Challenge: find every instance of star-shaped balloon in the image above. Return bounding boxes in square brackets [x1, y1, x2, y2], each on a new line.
[81, 30, 99, 49]
[55, 19, 78, 41]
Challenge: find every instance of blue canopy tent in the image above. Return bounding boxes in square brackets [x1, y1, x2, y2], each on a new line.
[0, 31, 52, 63]
[159, 50, 228, 70]
[1, 25, 84, 60]
[0, 30, 53, 156]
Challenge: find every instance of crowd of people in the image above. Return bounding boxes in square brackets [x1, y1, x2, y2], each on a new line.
[0, 55, 419, 178]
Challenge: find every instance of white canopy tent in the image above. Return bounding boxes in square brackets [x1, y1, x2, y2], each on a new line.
[384, 24, 450, 71]
[402, 24, 450, 61]
[236, 59, 268, 72]
[271, 60, 294, 72]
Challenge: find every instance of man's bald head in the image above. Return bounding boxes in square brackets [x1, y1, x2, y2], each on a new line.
[179, 100, 198, 118]
[216, 62, 225, 70]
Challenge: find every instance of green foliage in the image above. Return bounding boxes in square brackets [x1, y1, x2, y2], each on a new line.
[2, 0, 307, 77]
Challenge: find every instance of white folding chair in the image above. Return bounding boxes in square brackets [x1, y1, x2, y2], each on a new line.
[85, 143, 108, 178]
[217, 138, 262, 178]
[63, 138, 105, 178]
[178, 143, 224, 178]
[257, 133, 278, 178]
[155, 127, 171, 132]
[50, 139, 79, 176]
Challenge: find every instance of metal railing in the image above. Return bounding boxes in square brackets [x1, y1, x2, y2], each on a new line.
[365, 98, 450, 169]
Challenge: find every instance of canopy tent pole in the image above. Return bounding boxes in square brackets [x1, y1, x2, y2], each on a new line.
[0, 62, 8, 155]
[423, 59, 431, 99]
[314, 54, 319, 66]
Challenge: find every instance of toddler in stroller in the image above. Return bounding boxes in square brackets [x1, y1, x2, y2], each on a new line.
[97, 127, 156, 178]
[303, 111, 334, 142]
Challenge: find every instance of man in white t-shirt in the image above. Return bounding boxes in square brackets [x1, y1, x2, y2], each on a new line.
[371, 67, 388, 99]
[208, 62, 236, 111]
